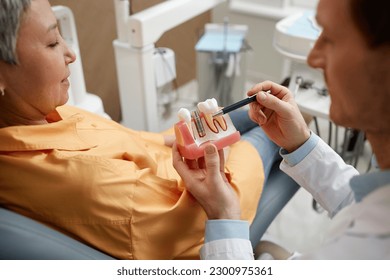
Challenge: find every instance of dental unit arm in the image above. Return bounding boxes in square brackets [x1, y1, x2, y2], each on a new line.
[113, 0, 225, 131]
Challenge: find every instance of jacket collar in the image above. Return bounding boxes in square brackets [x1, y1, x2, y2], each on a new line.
[0, 108, 95, 152]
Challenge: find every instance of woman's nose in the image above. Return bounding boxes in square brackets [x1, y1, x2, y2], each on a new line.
[64, 43, 76, 65]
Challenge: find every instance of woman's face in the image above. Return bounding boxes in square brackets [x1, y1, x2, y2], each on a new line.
[0, 0, 76, 121]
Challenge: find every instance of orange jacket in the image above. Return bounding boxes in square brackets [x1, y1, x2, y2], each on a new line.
[0, 105, 263, 259]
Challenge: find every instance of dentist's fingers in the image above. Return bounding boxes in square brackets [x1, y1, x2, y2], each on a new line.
[185, 158, 199, 170]
[172, 142, 241, 220]
[248, 91, 293, 128]
[204, 144, 221, 177]
[246, 81, 311, 152]
[250, 88, 295, 119]
[248, 102, 267, 125]
[198, 146, 225, 172]
[172, 142, 193, 181]
[172, 142, 185, 169]
[247, 80, 291, 101]
[163, 134, 175, 147]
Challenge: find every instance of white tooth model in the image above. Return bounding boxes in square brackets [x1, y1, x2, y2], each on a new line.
[178, 108, 193, 137]
[197, 98, 227, 132]
[174, 98, 240, 159]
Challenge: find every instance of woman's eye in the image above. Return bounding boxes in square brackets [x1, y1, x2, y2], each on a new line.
[48, 41, 59, 48]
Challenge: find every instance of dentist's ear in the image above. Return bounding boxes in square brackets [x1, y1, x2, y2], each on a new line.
[0, 63, 7, 91]
[0, 83, 6, 97]
[0, 75, 5, 97]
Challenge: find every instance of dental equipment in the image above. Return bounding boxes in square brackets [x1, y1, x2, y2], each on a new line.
[212, 94, 258, 118]
[212, 91, 270, 117]
[294, 76, 328, 97]
[113, 0, 225, 131]
[196, 22, 249, 107]
[294, 76, 303, 96]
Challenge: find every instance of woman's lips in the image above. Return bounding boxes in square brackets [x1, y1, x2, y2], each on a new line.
[61, 77, 70, 86]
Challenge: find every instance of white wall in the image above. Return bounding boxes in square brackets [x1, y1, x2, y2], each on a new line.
[212, 0, 318, 84]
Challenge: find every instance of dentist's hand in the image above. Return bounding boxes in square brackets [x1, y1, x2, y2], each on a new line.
[163, 135, 175, 147]
[172, 143, 241, 220]
[248, 81, 311, 152]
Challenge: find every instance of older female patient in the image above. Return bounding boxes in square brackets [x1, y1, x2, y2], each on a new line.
[0, 0, 293, 259]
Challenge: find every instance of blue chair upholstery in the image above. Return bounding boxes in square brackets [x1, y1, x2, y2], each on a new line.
[0, 208, 114, 260]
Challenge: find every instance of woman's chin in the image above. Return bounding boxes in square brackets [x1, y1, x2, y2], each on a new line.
[57, 91, 69, 107]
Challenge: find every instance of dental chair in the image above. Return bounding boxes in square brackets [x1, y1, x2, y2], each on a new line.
[0, 208, 114, 260]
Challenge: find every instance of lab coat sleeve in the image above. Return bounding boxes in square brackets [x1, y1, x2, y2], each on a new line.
[280, 136, 358, 217]
[200, 239, 254, 260]
[201, 220, 254, 260]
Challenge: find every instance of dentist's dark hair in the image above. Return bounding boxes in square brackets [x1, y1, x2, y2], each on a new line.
[349, 0, 390, 48]
[0, 0, 32, 64]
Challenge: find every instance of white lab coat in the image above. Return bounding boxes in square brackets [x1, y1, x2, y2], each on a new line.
[201, 138, 390, 259]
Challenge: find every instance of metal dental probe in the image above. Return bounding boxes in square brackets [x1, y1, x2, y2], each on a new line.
[294, 76, 303, 96]
[212, 91, 270, 118]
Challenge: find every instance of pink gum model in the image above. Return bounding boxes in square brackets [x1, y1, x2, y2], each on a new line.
[174, 113, 240, 159]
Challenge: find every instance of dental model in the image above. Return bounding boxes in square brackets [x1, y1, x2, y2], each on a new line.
[174, 98, 240, 159]
[197, 98, 227, 133]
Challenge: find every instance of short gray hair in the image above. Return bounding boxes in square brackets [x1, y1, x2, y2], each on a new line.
[0, 0, 32, 64]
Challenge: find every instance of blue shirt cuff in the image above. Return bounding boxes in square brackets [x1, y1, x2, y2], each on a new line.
[279, 132, 319, 167]
[205, 220, 250, 243]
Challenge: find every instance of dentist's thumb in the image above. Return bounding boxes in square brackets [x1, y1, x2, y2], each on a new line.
[204, 144, 220, 176]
